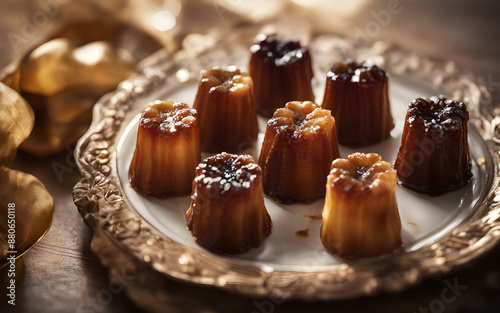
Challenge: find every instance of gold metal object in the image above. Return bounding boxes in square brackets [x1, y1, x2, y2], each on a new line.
[0, 166, 54, 268]
[1, 3, 175, 156]
[0, 79, 52, 270]
[0, 83, 34, 166]
[15, 34, 137, 156]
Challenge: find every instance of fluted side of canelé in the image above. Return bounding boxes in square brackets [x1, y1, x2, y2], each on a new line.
[249, 34, 315, 118]
[259, 101, 340, 203]
[394, 97, 472, 195]
[322, 60, 394, 147]
[129, 100, 200, 197]
[186, 153, 272, 254]
[193, 66, 259, 153]
[320, 153, 402, 258]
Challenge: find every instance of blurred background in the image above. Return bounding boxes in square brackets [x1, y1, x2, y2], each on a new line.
[1, 0, 499, 76]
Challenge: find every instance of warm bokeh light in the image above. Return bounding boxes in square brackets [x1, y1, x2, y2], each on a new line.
[292, 0, 367, 15]
[152, 10, 176, 32]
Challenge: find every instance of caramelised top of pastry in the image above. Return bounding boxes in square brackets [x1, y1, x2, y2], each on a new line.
[327, 60, 387, 84]
[329, 153, 396, 195]
[268, 101, 335, 137]
[194, 152, 260, 195]
[200, 66, 253, 93]
[140, 100, 197, 134]
[406, 96, 469, 132]
[250, 34, 309, 66]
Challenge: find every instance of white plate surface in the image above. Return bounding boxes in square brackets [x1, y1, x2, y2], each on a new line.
[116, 79, 488, 271]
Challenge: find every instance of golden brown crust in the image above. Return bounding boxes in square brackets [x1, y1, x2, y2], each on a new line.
[194, 66, 258, 153]
[186, 153, 272, 254]
[249, 34, 315, 118]
[129, 100, 200, 197]
[259, 101, 340, 203]
[394, 96, 472, 194]
[321, 60, 394, 147]
[321, 153, 402, 258]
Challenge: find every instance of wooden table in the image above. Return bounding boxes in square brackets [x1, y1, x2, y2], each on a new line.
[2, 0, 500, 312]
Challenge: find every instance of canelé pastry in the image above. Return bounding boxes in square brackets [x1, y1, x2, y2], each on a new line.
[193, 66, 258, 153]
[249, 34, 315, 117]
[186, 153, 272, 254]
[394, 96, 472, 194]
[321, 60, 394, 147]
[321, 153, 402, 258]
[259, 101, 340, 203]
[129, 100, 200, 197]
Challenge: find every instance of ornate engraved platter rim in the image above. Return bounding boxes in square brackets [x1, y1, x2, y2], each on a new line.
[73, 30, 500, 303]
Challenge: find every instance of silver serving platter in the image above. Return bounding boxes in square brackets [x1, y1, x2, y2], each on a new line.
[73, 27, 500, 312]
